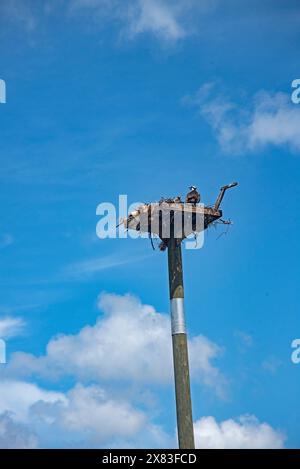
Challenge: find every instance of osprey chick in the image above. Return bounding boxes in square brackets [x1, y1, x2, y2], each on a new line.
[185, 186, 200, 206]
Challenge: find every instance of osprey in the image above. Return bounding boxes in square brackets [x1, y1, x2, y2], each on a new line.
[185, 186, 200, 205]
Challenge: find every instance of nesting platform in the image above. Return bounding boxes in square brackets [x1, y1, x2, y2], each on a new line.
[123, 202, 222, 241]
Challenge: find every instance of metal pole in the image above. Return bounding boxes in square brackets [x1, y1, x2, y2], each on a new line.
[168, 235, 195, 449]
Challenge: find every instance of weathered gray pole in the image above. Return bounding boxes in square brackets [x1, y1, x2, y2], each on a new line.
[168, 235, 195, 449]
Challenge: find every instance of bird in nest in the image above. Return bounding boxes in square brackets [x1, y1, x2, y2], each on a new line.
[185, 185, 200, 205]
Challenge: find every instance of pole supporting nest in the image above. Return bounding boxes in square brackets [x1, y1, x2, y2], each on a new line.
[168, 236, 195, 449]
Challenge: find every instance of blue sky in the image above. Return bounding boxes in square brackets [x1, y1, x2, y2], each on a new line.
[0, 0, 300, 448]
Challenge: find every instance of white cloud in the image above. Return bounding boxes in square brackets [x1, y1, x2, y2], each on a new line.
[0, 412, 38, 449]
[30, 383, 147, 446]
[185, 83, 300, 153]
[0, 317, 25, 339]
[0, 301, 286, 448]
[0, 379, 286, 449]
[51, 384, 146, 442]
[0, 294, 283, 448]
[248, 92, 300, 150]
[7, 293, 226, 397]
[0, 379, 284, 449]
[0, 380, 152, 447]
[127, 0, 185, 42]
[0, 380, 66, 422]
[194, 415, 285, 449]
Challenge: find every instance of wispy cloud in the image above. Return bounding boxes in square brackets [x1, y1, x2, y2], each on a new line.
[60, 252, 149, 280]
[126, 0, 185, 42]
[184, 83, 300, 154]
[1, 0, 209, 44]
[70, 0, 212, 43]
[0, 317, 25, 339]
